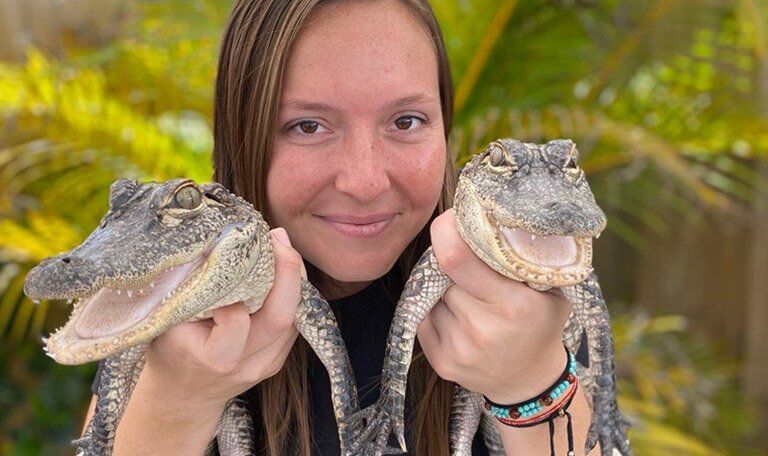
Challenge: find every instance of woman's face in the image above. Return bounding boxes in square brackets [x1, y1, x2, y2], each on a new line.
[267, 0, 446, 297]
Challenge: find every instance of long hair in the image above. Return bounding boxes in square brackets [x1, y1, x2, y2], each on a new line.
[212, 1, 456, 453]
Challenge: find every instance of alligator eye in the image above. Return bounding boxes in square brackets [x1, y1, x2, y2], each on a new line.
[489, 144, 506, 167]
[485, 142, 518, 172]
[174, 185, 202, 209]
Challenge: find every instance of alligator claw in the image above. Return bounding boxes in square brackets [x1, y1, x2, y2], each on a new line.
[347, 389, 406, 456]
[585, 393, 632, 456]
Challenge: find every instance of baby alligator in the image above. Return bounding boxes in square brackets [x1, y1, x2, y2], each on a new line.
[350, 139, 631, 456]
[24, 178, 363, 455]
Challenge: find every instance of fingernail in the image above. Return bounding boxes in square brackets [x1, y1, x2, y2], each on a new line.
[272, 227, 291, 246]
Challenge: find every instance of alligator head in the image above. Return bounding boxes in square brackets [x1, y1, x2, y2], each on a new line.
[454, 138, 606, 289]
[24, 178, 273, 364]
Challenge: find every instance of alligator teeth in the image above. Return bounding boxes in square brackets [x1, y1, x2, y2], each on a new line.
[127, 290, 132, 298]
[116, 290, 121, 295]
[138, 288, 143, 294]
[67, 299, 73, 305]
[150, 281, 155, 288]
[32, 299, 40, 304]
[531, 234, 536, 240]
[596, 232, 601, 239]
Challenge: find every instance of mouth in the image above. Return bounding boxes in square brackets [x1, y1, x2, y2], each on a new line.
[43, 225, 241, 364]
[486, 211, 593, 284]
[72, 249, 211, 339]
[499, 226, 578, 267]
[318, 213, 397, 238]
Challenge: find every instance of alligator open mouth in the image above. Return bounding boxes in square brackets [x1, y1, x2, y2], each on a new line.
[499, 226, 579, 267]
[41, 223, 255, 364]
[72, 248, 211, 340]
[485, 211, 593, 285]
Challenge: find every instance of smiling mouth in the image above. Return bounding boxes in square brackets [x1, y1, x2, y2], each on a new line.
[318, 214, 397, 237]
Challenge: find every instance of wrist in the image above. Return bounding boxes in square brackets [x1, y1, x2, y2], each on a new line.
[484, 342, 569, 405]
[142, 359, 231, 418]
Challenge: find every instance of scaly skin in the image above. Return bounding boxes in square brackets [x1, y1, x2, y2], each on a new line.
[562, 272, 631, 455]
[350, 139, 631, 456]
[24, 179, 363, 455]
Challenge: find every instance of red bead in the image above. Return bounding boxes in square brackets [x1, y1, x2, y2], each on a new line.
[566, 373, 576, 383]
[541, 396, 553, 406]
[510, 410, 521, 419]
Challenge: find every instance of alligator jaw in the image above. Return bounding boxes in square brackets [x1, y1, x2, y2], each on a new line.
[485, 210, 593, 287]
[44, 248, 212, 364]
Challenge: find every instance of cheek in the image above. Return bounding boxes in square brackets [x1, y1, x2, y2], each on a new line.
[265, 148, 325, 224]
[395, 140, 447, 207]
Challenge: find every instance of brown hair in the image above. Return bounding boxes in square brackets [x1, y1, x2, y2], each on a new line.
[212, 0, 456, 454]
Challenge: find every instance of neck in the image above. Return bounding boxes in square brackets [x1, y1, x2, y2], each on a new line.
[307, 265, 373, 300]
[316, 276, 372, 300]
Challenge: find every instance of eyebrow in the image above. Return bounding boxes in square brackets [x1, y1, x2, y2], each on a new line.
[281, 93, 439, 114]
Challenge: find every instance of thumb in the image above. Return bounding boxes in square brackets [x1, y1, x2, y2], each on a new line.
[243, 227, 302, 353]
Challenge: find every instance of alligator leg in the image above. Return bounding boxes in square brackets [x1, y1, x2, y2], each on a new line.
[479, 406, 506, 455]
[215, 395, 254, 456]
[349, 247, 452, 456]
[76, 348, 252, 456]
[74, 343, 149, 455]
[295, 279, 366, 455]
[562, 272, 631, 456]
[449, 385, 483, 456]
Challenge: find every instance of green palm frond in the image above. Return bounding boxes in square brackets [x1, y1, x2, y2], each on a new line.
[0, 49, 210, 181]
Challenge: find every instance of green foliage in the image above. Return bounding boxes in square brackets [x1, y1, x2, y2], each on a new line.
[0, 0, 765, 453]
[613, 312, 761, 455]
[1, 341, 96, 455]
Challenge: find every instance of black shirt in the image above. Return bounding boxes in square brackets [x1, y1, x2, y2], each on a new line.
[91, 280, 588, 455]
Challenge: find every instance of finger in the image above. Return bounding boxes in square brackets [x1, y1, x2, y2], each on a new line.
[171, 301, 251, 371]
[244, 228, 301, 355]
[429, 298, 457, 333]
[430, 209, 520, 303]
[238, 327, 300, 381]
[441, 284, 480, 323]
[416, 314, 445, 374]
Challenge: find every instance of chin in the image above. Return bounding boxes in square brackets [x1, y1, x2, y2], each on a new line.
[311, 248, 401, 283]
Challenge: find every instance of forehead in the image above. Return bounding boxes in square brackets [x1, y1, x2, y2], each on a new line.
[281, 0, 439, 110]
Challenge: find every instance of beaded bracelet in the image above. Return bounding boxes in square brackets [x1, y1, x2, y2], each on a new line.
[483, 345, 579, 456]
[484, 345, 576, 421]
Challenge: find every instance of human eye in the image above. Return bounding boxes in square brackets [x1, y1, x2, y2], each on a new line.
[287, 119, 329, 135]
[391, 114, 427, 131]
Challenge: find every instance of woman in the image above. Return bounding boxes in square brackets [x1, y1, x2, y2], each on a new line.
[83, 0, 596, 454]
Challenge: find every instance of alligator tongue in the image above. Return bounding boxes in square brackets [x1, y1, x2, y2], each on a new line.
[74, 256, 205, 339]
[500, 226, 578, 267]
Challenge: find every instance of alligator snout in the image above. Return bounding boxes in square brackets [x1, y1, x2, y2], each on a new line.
[534, 200, 605, 235]
[23, 252, 106, 301]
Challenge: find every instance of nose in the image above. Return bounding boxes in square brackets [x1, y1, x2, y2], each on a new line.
[334, 130, 391, 203]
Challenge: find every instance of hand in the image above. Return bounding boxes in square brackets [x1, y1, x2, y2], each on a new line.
[416, 209, 573, 404]
[141, 227, 305, 410]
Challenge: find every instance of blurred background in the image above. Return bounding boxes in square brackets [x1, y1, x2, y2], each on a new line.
[0, 0, 766, 454]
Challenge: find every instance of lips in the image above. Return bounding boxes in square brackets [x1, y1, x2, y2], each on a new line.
[318, 212, 398, 238]
[321, 213, 397, 224]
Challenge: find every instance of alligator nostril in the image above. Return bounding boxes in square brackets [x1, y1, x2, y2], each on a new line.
[61, 257, 71, 264]
[545, 201, 580, 211]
